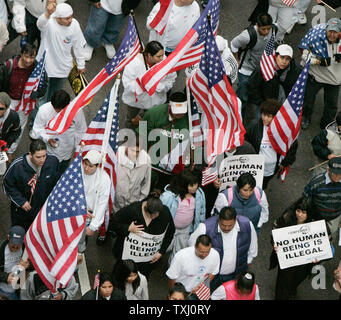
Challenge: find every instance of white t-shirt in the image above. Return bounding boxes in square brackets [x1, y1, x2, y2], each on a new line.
[259, 125, 277, 177]
[37, 14, 86, 78]
[147, 1, 200, 51]
[0, 245, 22, 294]
[166, 246, 220, 292]
[101, 0, 123, 15]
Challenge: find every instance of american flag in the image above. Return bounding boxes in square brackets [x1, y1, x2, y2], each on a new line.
[93, 271, 100, 290]
[190, 94, 204, 148]
[260, 32, 277, 82]
[24, 154, 87, 292]
[148, 0, 174, 35]
[194, 276, 210, 300]
[136, 0, 220, 96]
[188, 20, 245, 166]
[27, 173, 38, 198]
[15, 50, 46, 115]
[76, 88, 119, 231]
[281, 0, 296, 6]
[299, 23, 329, 58]
[158, 138, 190, 174]
[46, 15, 141, 135]
[267, 60, 311, 181]
[202, 164, 218, 186]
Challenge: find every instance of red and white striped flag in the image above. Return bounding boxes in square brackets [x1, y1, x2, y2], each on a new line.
[27, 173, 38, 196]
[93, 272, 100, 290]
[136, 0, 220, 96]
[75, 87, 119, 231]
[202, 165, 218, 186]
[24, 154, 87, 292]
[281, 0, 296, 6]
[194, 277, 210, 300]
[46, 16, 141, 135]
[268, 60, 311, 181]
[260, 32, 277, 82]
[188, 19, 245, 165]
[148, 0, 174, 35]
[15, 50, 46, 115]
[190, 94, 205, 148]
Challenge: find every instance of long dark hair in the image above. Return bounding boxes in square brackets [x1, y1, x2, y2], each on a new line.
[280, 197, 312, 227]
[168, 168, 200, 200]
[113, 260, 141, 294]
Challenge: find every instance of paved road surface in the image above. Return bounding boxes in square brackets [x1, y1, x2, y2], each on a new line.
[0, 0, 340, 301]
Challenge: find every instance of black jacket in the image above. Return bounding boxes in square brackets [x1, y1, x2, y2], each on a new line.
[0, 110, 21, 149]
[245, 118, 298, 172]
[247, 58, 302, 106]
[109, 201, 175, 260]
[3, 154, 60, 224]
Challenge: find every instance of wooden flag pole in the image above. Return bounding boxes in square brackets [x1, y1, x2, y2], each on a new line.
[320, 0, 337, 12]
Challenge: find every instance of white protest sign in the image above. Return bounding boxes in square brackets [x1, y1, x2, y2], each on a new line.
[218, 154, 264, 191]
[272, 220, 333, 269]
[122, 230, 167, 263]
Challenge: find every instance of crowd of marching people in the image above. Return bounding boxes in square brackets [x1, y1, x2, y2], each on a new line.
[0, 0, 340, 301]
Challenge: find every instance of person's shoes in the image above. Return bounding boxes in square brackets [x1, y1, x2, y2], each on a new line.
[301, 117, 311, 130]
[83, 43, 94, 61]
[104, 44, 116, 59]
[297, 12, 307, 25]
[286, 23, 295, 34]
[96, 235, 107, 246]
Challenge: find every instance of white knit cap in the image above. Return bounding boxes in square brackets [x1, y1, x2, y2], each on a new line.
[55, 3, 73, 18]
[83, 150, 102, 165]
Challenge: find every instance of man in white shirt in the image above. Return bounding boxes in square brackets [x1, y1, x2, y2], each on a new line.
[77, 150, 111, 261]
[9, 0, 66, 46]
[30, 89, 87, 177]
[146, 0, 200, 56]
[166, 234, 220, 299]
[36, 2, 86, 105]
[188, 206, 258, 292]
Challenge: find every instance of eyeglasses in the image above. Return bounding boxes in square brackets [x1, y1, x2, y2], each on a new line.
[0, 108, 6, 111]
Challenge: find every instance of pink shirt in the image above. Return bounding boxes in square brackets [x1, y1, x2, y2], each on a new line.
[173, 196, 195, 229]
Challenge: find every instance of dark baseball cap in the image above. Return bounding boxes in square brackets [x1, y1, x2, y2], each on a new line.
[328, 157, 341, 174]
[9, 226, 25, 245]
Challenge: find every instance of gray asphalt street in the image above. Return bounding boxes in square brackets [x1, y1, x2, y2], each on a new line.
[0, 0, 340, 302]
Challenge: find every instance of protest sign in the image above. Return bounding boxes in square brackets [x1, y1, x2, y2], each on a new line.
[218, 154, 264, 191]
[122, 230, 167, 263]
[272, 220, 333, 269]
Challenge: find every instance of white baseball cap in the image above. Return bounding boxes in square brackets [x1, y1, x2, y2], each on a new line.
[276, 44, 293, 58]
[83, 150, 102, 165]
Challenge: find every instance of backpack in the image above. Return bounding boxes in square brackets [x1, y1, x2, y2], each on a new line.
[0, 56, 15, 93]
[238, 24, 278, 69]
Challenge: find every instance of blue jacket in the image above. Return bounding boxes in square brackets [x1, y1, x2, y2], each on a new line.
[160, 185, 206, 233]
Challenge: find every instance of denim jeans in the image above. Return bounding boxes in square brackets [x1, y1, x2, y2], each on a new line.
[84, 6, 126, 48]
[236, 72, 250, 106]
